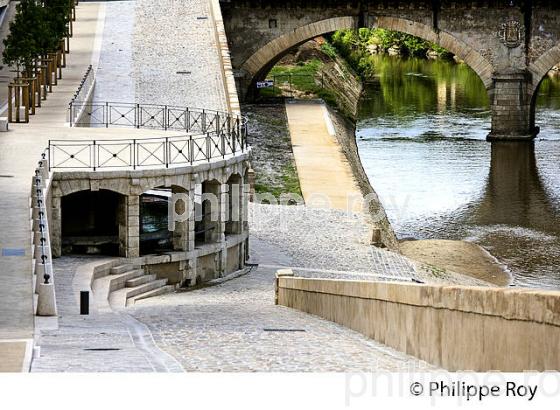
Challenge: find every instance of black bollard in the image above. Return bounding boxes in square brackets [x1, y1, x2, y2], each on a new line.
[80, 291, 89, 315]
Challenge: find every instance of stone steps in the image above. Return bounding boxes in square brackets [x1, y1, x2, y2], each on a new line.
[108, 269, 144, 292]
[111, 264, 135, 275]
[98, 263, 175, 308]
[125, 274, 156, 288]
[127, 285, 175, 306]
[126, 279, 169, 299]
[109, 277, 171, 308]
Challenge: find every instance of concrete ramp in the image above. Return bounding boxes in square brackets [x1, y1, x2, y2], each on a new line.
[285, 100, 362, 212]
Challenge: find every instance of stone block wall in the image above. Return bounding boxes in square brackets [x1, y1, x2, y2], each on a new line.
[277, 276, 560, 371]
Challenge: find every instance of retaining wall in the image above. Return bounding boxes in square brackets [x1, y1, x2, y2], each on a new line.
[276, 276, 560, 371]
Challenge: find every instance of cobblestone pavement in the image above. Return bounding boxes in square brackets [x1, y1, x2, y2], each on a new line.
[92, 0, 228, 110]
[132, 0, 228, 110]
[249, 203, 418, 280]
[249, 203, 488, 285]
[32, 257, 183, 372]
[93, 1, 136, 103]
[129, 240, 434, 372]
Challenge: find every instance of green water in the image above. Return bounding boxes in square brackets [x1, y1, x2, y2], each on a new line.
[356, 55, 560, 289]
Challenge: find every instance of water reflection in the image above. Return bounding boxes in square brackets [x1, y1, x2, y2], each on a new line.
[475, 143, 558, 230]
[357, 55, 560, 289]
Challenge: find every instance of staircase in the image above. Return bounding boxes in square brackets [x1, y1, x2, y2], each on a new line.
[106, 264, 175, 308]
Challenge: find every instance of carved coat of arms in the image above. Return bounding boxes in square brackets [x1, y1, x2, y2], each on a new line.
[499, 20, 524, 48]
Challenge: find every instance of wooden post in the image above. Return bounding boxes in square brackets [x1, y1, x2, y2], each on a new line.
[22, 81, 29, 123]
[59, 40, 66, 67]
[39, 63, 49, 99]
[14, 81, 20, 123]
[34, 62, 42, 107]
[47, 54, 58, 86]
[8, 84, 13, 123]
[21, 77, 36, 115]
[56, 50, 62, 79]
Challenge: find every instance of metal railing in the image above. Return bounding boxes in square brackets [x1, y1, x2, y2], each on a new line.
[68, 101, 248, 137]
[68, 65, 95, 125]
[32, 150, 57, 316]
[49, 130, 248, 171]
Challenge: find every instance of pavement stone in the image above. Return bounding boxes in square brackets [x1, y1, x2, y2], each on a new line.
[129, 240, 434, 372]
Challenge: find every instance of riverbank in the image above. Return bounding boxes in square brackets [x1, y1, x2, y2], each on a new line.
[400, 240, 512, 286]
[246, 37, 515, 287]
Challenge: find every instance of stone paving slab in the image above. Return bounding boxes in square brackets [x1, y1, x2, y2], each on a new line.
[0, 2, 104, 347]
[129, 239, 434, 371]
[31, 256, 183, 372]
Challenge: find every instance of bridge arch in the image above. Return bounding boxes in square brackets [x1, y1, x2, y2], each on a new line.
[527, 44, 560, 137]
[240, 16, 495, 100]
[528, 44, 560, 96]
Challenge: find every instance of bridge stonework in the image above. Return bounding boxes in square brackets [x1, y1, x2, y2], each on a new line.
[220, 0, 560, 140]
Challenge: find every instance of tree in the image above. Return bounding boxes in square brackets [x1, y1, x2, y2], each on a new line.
[2, 0, 43, 76]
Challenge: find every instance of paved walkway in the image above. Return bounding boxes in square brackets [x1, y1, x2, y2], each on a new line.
[0, 0, 232, 369]
[31, 257, 183, 372]
[0, 1, 105, 351]
[285, 100, 363, 211]
[128, 239, 433, 372]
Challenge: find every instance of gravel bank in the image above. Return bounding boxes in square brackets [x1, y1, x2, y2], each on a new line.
[249, 203, 490, 286]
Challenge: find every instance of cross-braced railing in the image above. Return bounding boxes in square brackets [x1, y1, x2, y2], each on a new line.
[49, 129, 248, 171]
[68, 101, 247, 140]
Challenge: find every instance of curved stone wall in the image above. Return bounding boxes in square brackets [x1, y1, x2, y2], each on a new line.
[48, 150, 252, 287]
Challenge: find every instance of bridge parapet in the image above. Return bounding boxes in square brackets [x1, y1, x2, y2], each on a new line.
[222, 0, 560, 140]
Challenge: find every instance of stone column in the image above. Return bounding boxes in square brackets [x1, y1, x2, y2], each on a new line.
[118, 195, 140, 258]
[50, 195, 62, 258]
[487, 71, 539, 141]
[219, 182, 227, 243]
[171, 186, 189, 252]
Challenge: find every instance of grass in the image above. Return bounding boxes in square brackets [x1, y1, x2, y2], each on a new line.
[254, 163, 302, 200]
[259, 59, 338, 106]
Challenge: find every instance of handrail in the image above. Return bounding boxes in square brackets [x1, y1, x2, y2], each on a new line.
[68, 65, 95, 125]
[48, 130, 249, 171]
[69, 64, 94, 105]
[31, 149, 57, 316]
[68, 101, 248, 139]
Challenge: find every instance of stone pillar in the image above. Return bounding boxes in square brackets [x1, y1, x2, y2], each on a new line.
[118, 195, 140, 258]
[171, 186, 189, 252]
[487, 71, 539, 141]
[219, 182, 227, 243]
[50, 195, 62, 258]
[243, 170, 250, 232]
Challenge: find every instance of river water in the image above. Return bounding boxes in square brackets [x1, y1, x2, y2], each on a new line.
[356, 55, 560, 289]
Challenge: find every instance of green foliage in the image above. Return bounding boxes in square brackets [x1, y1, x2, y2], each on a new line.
[2, 0, 71, 73]
[320, 42, 337, 59]
[2, 0, 42, 73]
[330, 28, 455, 79]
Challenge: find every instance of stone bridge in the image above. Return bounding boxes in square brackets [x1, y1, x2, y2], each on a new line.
[220, 0, 560, 140]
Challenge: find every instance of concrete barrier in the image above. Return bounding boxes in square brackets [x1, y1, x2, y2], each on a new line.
[276, 276, 560, 371]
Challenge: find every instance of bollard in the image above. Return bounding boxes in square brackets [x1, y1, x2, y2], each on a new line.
[36, 282, 57, 316]
[80, 291, 89, 315]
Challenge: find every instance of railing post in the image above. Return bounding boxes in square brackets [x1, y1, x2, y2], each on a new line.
[202, 109, 206, 133]
[206, 133, 211, 161]
[189, 135, 194, 165]
[133, 139, 136, 170]
[221, 131, 226, 158]
[69, 101, 73, 126]
[232, 120, 237, 154]
[216, 113, 220, 136]
[165, 137, 169, 168]
[186, 108, 190, 132]
[105, 102, 109, 128]
[93, 140, 97, 171]
[136, 103, 140, 128]
[164, 105, 168, 131]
